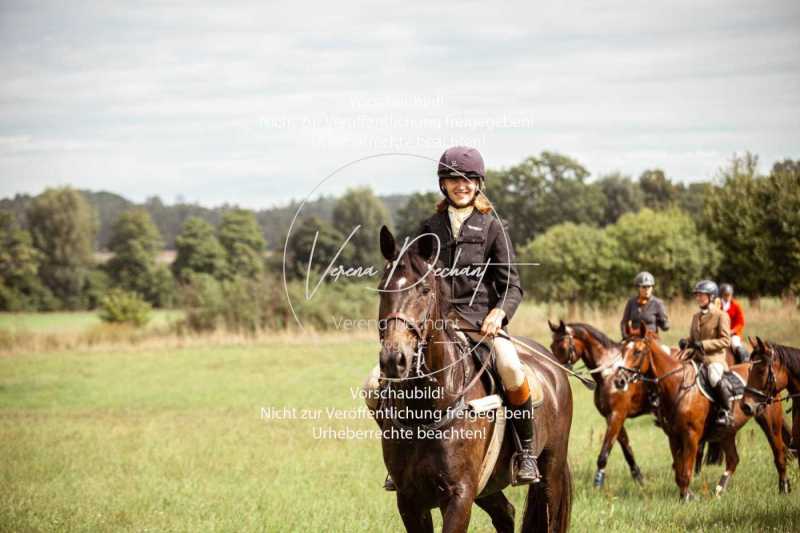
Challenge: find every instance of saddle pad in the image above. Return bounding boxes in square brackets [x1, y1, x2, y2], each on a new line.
[693, 361, 747, 401]
[476, 404, 506, 496]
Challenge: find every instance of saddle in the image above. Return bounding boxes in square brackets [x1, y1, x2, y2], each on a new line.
[693, 361, 746, 404]
[452, 324, 545, 407]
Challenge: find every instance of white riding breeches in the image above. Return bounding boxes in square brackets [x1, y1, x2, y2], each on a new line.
[360, 334, 528, 410]
[492, 335, 526, 391]
[731, 335, 742, 349]
[707, 362, 725, 387]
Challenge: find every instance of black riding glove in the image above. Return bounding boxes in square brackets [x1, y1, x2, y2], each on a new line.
[678, 338, 688, 350]
[690, 340, 704, 352]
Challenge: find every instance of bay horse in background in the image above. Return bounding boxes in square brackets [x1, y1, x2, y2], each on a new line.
[616, 326, 790, 500]
[742, 336, 800, 464]
[549, 320, 652, 488]
[376, 226, 574, 533]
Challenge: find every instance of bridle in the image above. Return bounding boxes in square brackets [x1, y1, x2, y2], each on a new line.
[744, 352, 778, 410]
[617, 338, 685, 386]
[552, 331, 578, 368]
[380, 309, 432, 378]
[377, 283, 495, 432]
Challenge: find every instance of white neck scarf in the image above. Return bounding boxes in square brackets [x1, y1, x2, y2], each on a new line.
[447, 204, 474, 237]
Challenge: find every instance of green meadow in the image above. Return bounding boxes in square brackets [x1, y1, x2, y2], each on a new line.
[1, 302, 799, 532]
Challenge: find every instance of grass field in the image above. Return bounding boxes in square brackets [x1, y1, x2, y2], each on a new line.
[1, 302, 799, 532]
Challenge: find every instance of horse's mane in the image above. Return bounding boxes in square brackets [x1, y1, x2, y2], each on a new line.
[569, 323, 617, 348]
[772, 343, 800, 378]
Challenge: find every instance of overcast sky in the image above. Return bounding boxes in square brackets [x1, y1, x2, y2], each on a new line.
[1, 1, 798, 209]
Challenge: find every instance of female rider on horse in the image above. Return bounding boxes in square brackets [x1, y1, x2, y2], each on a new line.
[367, 146, 538, 490]
[679, 280, 734, 426]
[619, 271, 670, 340]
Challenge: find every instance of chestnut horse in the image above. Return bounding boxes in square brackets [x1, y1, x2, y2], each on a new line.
[615, 327, 790, 500]
[548, 320, 650, 488]
[376, 226, 573, 532]
[742, 336, 800, 464]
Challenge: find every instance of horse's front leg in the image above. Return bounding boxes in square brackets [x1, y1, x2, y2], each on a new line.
[397, 492, 433, 533]
[439, 482, 476, 533]
[594, 410, 627, 488]
[676, 430, 701, 502]
[616, 426, 644, 484]
[756, 402, 790, 494]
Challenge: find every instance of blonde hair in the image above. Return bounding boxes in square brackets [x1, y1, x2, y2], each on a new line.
[436, 190, 493, 214]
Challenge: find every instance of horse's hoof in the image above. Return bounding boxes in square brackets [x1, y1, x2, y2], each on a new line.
[631, 466, 644, 485]
[715, 472, 731, 497]
[593, 470, 605, 488]
[680, 490, 696, 503]
[779, 480, 791, 494]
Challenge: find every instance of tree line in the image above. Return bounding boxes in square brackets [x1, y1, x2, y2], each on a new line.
[1, 151, 797, 316]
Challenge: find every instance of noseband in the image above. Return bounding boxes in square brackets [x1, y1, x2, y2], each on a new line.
[380, 310, 431, 378]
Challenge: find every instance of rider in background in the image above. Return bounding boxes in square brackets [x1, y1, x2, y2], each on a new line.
[720, 283, 749, 362]
[679, 280, 734, 426]
[620, 271, 670, 340]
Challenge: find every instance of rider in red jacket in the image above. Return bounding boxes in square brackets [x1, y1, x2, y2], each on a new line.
[720, 283, 748, 362]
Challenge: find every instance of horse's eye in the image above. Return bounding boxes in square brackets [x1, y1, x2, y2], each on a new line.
[421, 286, 431, 294]
[634, 350, 642, 357]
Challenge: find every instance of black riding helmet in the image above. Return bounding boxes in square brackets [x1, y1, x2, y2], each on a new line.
[437, 146, 486, 204]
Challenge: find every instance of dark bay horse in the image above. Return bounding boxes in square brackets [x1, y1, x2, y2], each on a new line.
[548, 320, 650, 488]
[376, 226, 573, 532]
[742, 337, 800, 464]
[616, 327, 790, 500]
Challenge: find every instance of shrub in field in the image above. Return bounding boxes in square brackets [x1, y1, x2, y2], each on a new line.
[177, 270, 376, 333]
[178, 272, 225, 332]
[98, 288, 152, 327]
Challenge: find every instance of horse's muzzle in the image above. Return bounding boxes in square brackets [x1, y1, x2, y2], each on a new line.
[380, 348, 408, 379]
[613, 371, 629, 391]
[741, 399, 762, 417]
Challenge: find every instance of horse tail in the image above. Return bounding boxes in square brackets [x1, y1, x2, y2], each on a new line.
[704, 441, 724, 466]
[521, 452, 572, 533]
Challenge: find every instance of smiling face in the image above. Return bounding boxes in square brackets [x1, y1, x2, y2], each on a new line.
[442, 176, 479, 207]
[694, 292, 710, 307]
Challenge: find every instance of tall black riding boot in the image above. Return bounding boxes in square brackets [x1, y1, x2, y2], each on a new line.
[715, 378, 734, 427]
[510, 396, 541, 485]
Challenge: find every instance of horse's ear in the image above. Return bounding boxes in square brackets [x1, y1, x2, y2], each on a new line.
[748, 336, 757, 349]
[380, 225, 397, 261]
[756, 336, 766, 352]
[558, 319, 566, 333]
[638, 322, 647, 338]
[548, 320, 559, 333]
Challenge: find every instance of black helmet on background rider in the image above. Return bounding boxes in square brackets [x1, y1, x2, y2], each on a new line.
[693, 279, 719, 299]
[633, 271, 655, 287]
[719, 283, 734, 296]
[437, 146, 486, 199]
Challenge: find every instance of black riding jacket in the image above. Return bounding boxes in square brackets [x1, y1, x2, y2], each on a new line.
[620, 296, 670, 339]
[414, 208, 523, 330]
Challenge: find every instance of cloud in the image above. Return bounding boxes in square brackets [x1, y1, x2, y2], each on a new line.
[0, 0, 798, 207]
